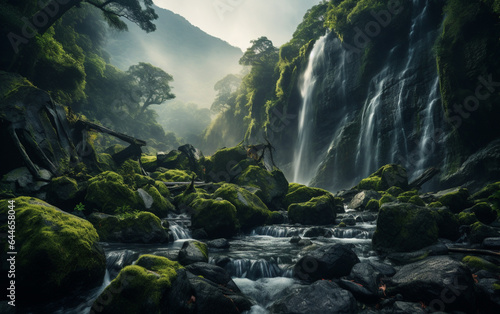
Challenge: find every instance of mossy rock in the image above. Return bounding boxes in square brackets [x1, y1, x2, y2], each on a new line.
[174, 188, 211, 209]
[46, 176, 80, 208]
[92, 255, 183, 313]
[84, 171, 142, 214]
[153, 169, 195, 182]
[386, 186, 404, 197]
[205, 145, 247, 182]
[190, 198, 239, 238]
[457, 211, 479, 225]
[470, 202, 497, 225]
[379, 194, 397, 207]
[428, 201, 444, 208]
[154, 180, 171, 198]
[178, 240, 209, 265]
[438, 187, 472, 213]
[234, 165, 289, 208]
[96, 153, 116, 172]
[397, 190, 418, 203]
[119, 159, 142, 175]
[288, 194, 338, 225]
[104, 144, 126, 155]
[0, 197, 106, 303]
[462, 256, 500, 274]
[372, 203, 439, 253]
[89, 212, 168, 243]
[134, 174, 155, 188]
[157, 150, 190, 170]
[284, 183, 335, 208]
[434, 209, 460, 241]
[408, 195, 426, 206]
[365, 199, 380, 212]
[470, 222, 500, 244]
[355, 164, 409, 191]
[141, 155, 157, 172]
[213, 183, 271, 230]
[141, 184, 175, 218]
[472, 182, 500, 210]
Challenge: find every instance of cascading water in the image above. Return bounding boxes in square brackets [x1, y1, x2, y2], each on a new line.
[292, 34, 327, 184]
[291, 0, 445, 191]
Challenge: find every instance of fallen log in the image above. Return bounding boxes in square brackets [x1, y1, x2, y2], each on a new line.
[448, 247, 500, 257]
[75, 120, 146, 146]
[409, 167, 440, 189]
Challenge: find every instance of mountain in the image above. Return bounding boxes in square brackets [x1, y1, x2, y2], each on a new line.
[105, 4, 243, 108]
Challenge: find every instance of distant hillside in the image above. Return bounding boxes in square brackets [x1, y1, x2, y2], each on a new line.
[105, 4, 243, 108]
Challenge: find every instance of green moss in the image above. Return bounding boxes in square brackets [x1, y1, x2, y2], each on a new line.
[379, 194, 397, 207]
[154, 180, 171, 198]
[85, 171, 142, 214]
[157, 150, 190, 170]
[355, 164, 409, 191]
[214, 183, 271, 230]
[457, 211, 479, 225]
[365, 199, 380, 211]
[153, 169, 195, 182]
[470, 221, 500, 244]
[135, 254, 183, 280]
[338, 222, 347, 228]
[284, 183, 332, 207]
[0, 197, 105, 301]
[47, 176, 79, 205]
[235, 165, 289, 207]
[193, 241, 209, 259]
[408, 195, 426, 206]
[386, 186, 404, 197]
[96, 153, 116, 172]
[141, 155, 157, 171]
[428, 201, 444, 208]
[471, 202, 498, 224]
[205, 146, 247, 182]
[438, 188, 471, 213]
[288, 194, 338, 225]
[462, 256, 500, 273]
[190, 198, 239, 238]
[143, 184, 175, 218]
[134, 174, 155, 188]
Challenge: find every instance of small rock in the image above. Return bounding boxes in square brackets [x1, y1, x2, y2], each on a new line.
[207, 238, 230, 249]
[178, 240, 208, 266]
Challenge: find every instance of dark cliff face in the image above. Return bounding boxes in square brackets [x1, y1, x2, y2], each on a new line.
[289, 0, 447, 191]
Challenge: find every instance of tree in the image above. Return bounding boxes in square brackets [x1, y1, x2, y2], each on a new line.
[30, 0, 158, 36]
[127, 62, 175, 113]
[239, 36, 279, 67]
[210, 74, 241, 113]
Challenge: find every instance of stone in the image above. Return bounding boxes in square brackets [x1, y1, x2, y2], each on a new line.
[190, 198, 239, 238]
[372, 203, 438, 253]
[355, 164, 409, 191]
[288, 194, 339, 225]
[387, 256, 476, 313]
[185, 262, 239, 292]
[293, 244, 360, 281]
[178, 240, 208, 266]
[269, 280, 357, 314]
[437, 187, 472, 213]
[482, 237, 500, 249]
[348, 190, 381, 210]
[206, 238, 230, 249]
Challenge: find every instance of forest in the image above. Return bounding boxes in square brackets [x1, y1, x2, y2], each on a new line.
[1, 0, 500, 313]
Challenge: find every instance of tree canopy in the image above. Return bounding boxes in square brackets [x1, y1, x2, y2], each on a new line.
[239, 36, 279, 67]
[210, 74, 241, 113]
[127, 62, 175, 112]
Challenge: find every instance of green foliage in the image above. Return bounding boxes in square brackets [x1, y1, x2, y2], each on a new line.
[74, 202, 86, 212]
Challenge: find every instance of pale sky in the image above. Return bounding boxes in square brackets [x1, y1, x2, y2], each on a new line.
[154, 0, 324, 50]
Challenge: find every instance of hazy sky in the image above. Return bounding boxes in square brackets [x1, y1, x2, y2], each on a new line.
[154, 0, 324, 50]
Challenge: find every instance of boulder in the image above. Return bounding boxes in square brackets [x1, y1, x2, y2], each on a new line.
[139, 184, 175, 218]
[437, 187, 472, 213]
[269, 280, 357, 314]
[348, 190, 381, 210]
[288, 194, 339, 225]
[190, 198, 239, 238]
[84, 171, 142, 214]
[433, 208, 460, 241]
[461, 255, 500, 273]
[284, 183, 334, 207]
[205, 145, 248, 182]
[470, 202, 497, 224]
[355, 164, 409, 191]
[482, 237, 500, 249]
[46, 176, 81, 208]
[153, 169, 195, 182]
[303, 227, 331, 237]
[470, 222, 500, 244]
[386, 256, 476, 313]
[0, 197, 106, 303]
[178, 240, 208, 265]
[213, 183, 271, 230]
[293, 244, 360, 281]
[235, 165, 289, 209]
[387, 243, 449, 265]
[184, 262, 239, 292]
[156, 149, 190, 170]
[88, 212, 168, 243]
[206, 238, 230, 249]
[91, 255, 188, 314]
[372, 203, 438, 253]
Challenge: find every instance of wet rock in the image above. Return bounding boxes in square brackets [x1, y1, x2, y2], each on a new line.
[190, 198, 239, 238]
[207, 238, 230, 249]
[349, 190, 381, 210]
[178, 240, 208, 266]
[482, 237, 500, 249]
[192, 228, 209, 240]
[372, 202, 438, 253]
[355, 164, 409, 191]
[341, 214, 356, 226]
[349, 262, 383, 295]
[337, 278, 378, 304]
[475, 278, 500, 310]
[387, 243, 448, 265]
[436, 187, 472, 213]
[105, 249, 140, 278]
[269, 280, 357, 314]
[297, 239, 313, 247]
[368, 260, 396, 277]
[88, 212, 168, 243]
[303, 227, 330, 237]
[288, 194, 339, 225]
[185, 262, 240, 292]
[470, 202, 497, 225]
[285, 183, 335, 207]
[290, 236, 301, 244]
[383, 301, 426, 313]
[293, 244, 360, 281]
[387, 256, 476, 313]
[470, 222, 500, 244]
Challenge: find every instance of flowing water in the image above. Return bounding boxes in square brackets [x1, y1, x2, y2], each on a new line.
[27, 215, 377, 313]
[291, 0, 445, 190]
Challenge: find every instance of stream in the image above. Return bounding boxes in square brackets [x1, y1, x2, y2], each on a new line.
[23, 213, 378, 313]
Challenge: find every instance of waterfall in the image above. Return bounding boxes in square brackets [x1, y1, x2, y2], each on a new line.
[292, 34, 327, 184]
[291, 0, 444, 191]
